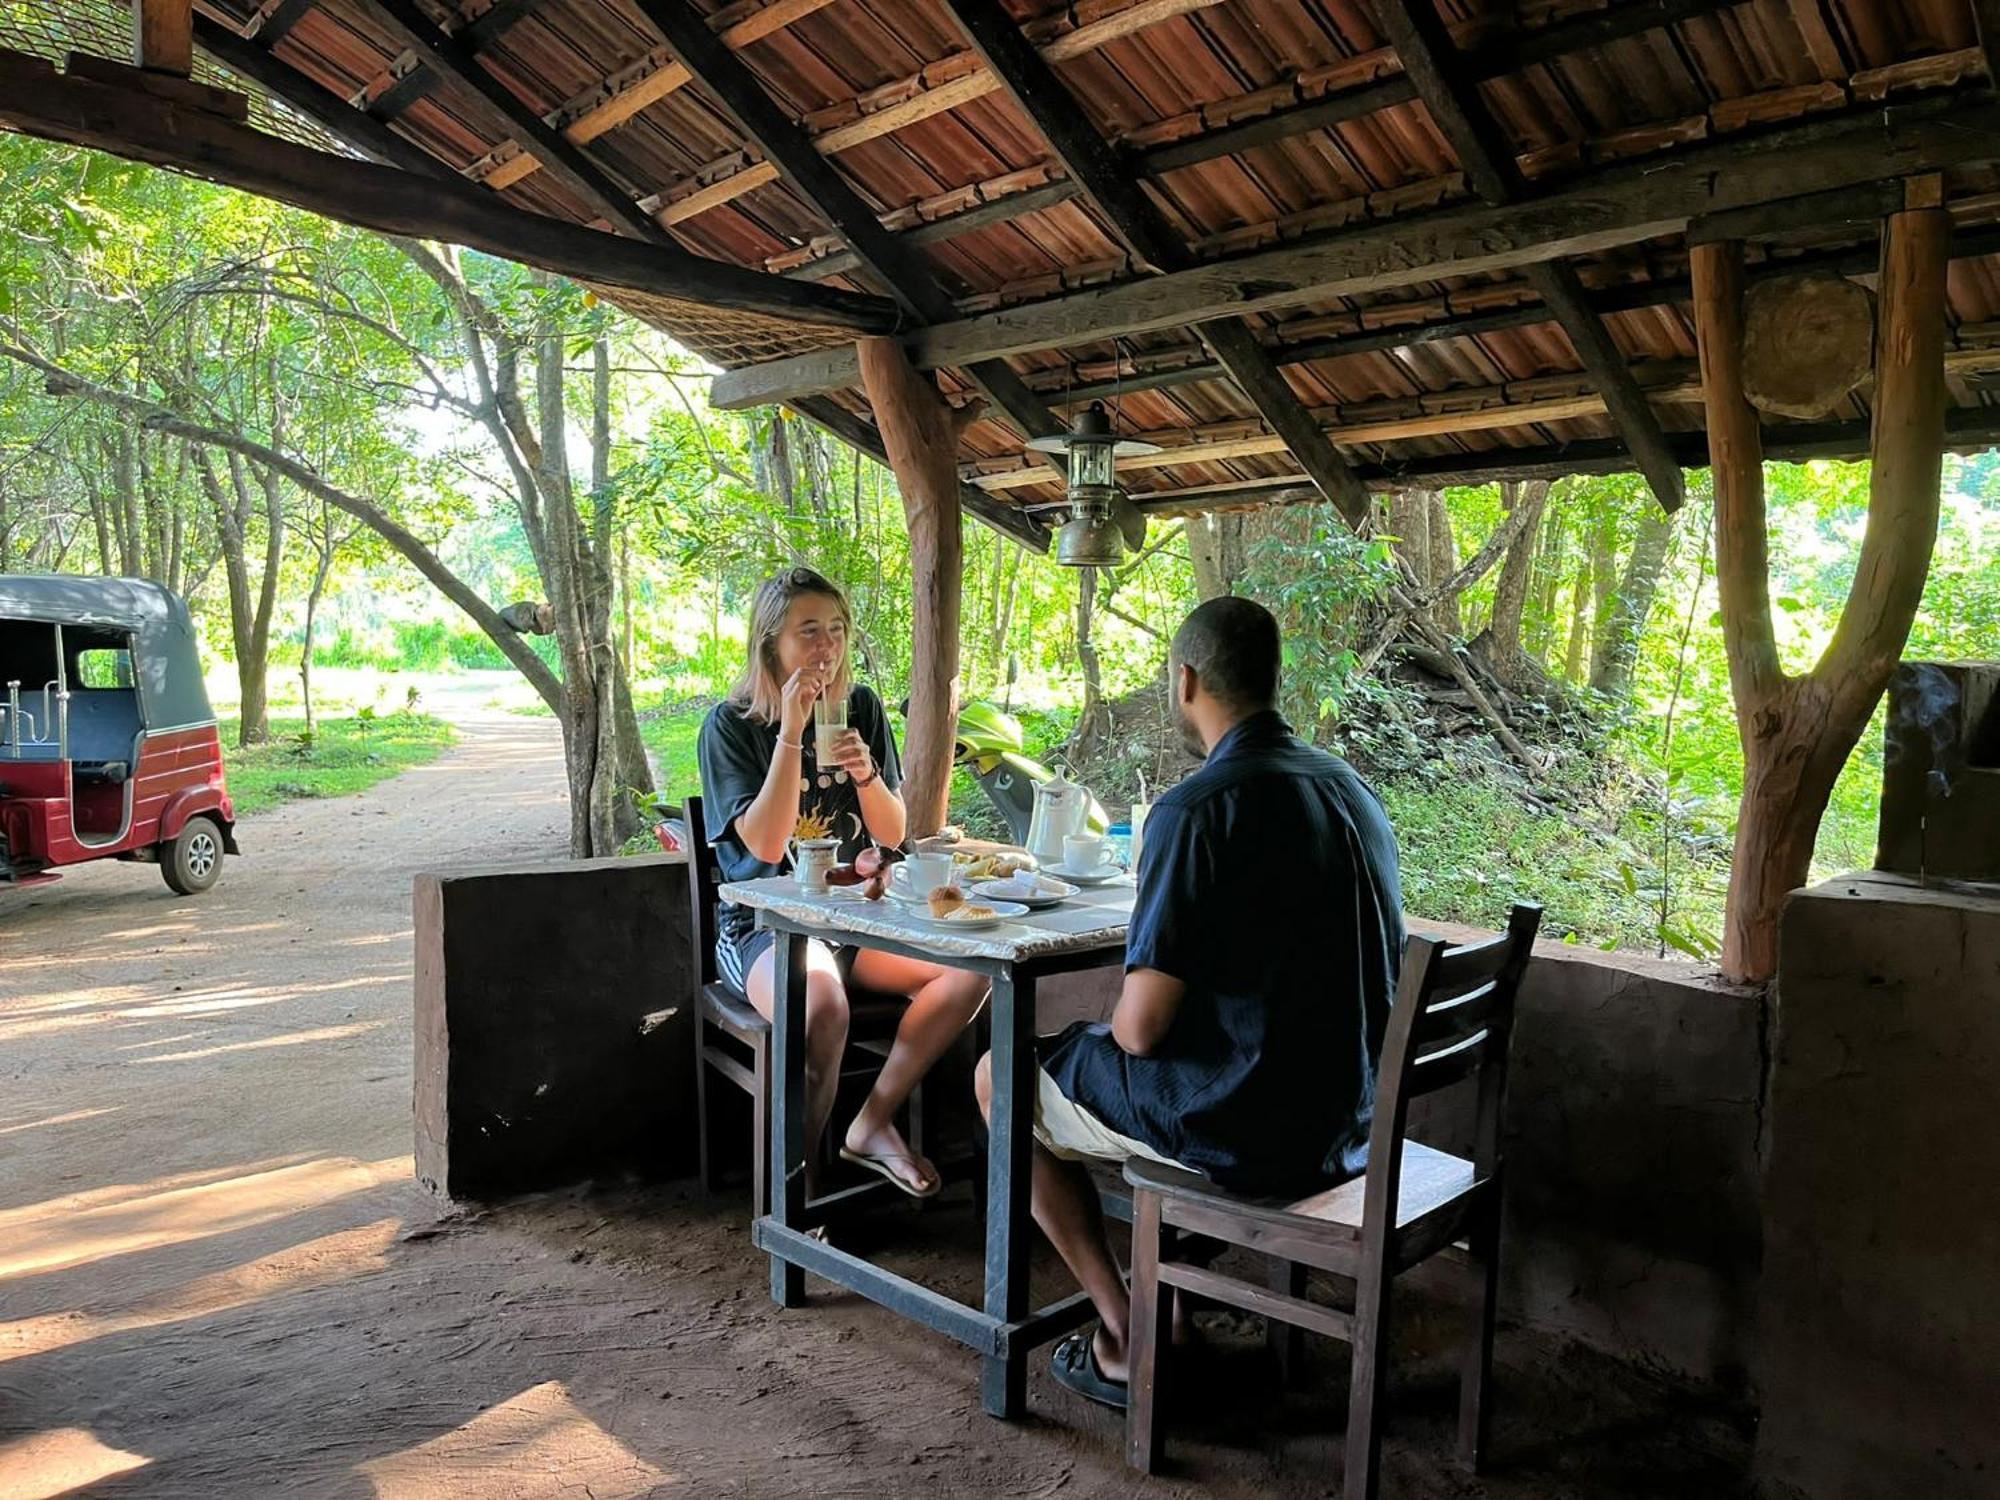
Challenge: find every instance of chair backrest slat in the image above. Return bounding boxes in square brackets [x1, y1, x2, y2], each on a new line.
[1355, 903, 1542, 1260]
[684, 793, 721, 987]
[1412, 977, 1500, 1048]
[1404, 1025, 1492, 1097]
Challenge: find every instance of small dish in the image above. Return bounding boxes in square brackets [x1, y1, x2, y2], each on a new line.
[909, 899, 1029, 931]
[972, 876, 1078, 910]
[1041, 862, 1127, 887]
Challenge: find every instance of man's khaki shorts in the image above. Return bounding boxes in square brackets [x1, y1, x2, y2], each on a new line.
[1032, 1067, 1187, 1170]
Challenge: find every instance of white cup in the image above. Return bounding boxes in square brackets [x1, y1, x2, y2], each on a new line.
[1063, 833, 1115, 873]
[899, 851, 955, 896]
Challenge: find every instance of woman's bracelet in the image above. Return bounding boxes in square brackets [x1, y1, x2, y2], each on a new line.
[777, 735, 803, 752]
[853, 761, 879, 790]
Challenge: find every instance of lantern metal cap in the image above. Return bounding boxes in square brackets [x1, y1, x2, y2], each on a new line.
[1024, 401, 1161, 456]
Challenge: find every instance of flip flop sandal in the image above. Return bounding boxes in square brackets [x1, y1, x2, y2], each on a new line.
[1051, 1328, 1129, 1411]
[838, 1146, 941, 1199]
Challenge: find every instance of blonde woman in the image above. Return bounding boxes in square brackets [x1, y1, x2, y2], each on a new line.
[697, 566, 987, 1198]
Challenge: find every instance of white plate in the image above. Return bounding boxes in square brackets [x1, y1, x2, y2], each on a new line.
[971, 877, 1078, 910]
[908, 899, 1030, 931]
[1041, 862, 1127, 886]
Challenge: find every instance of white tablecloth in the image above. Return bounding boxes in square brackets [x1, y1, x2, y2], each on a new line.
[719, 874, 1136, 963]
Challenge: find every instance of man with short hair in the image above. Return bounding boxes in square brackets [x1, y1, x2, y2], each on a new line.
[975, 596, 1405, 1409]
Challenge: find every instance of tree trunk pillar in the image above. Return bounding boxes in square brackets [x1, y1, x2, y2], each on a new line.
[1694, 197, 1950, 983]
[856, 339, 981, 839]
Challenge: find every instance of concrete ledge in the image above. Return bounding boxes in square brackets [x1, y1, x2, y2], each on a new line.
[414, 853, 696, 1200]
[1415, 920, 1766, 1387]
[1756, 872, 2000, 1499]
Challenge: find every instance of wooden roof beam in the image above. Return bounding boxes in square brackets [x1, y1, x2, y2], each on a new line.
[633, 0, 1066, 446]
[647, 0, 1220, 228]
[0, 47, 897, 332]
[789, 397, 1048, 549]
[1975, 0, 2000, 100]
[134, 0, 193, 76]
[778, 172, 1079, 280]
[469, 0, 840, 194]
[1372, 0, 1685, 512]
[1136, 0, 1742, 174]
[348, 0, 668, 240]
[708, 95, 2000, 409]
[1040, 196, 1991, 405]
[942, 0, 1372, 526]
[1126, 403, 2000, 513]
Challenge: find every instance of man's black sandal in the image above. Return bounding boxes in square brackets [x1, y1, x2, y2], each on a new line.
[1051, 1328, 1128, 1410]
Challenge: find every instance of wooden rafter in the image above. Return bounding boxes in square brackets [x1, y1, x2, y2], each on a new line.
[789, 396, 1047, 549]
[470, 0, 841, 194]
[640, 0, 1220, 229]
[776, 171, 1078, 279]
[1134, 0, 1742, 174]
[966, 340, 2000, 491]
[1033, 204, 1995, 406]
[1118, 404, 2000, 512]
[1972, 0, 2000, 92]
[633, 0, 1068, 445]
[1371, 0, 1685, 512]
[347, 0, 667, 240]
[708, 95, 2000, 409]
[0, 47, 896, 332]
[133, 0, 193, 76]
[941, 0, 1371, 525]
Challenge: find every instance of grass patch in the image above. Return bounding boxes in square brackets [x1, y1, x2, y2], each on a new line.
[635, 698, 709, 809]
[221, 711, 456, 817]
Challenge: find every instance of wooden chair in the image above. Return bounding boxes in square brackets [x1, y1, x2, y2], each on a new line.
[685, 794, 927, 1213]
[1122, 903, 1542, 1498]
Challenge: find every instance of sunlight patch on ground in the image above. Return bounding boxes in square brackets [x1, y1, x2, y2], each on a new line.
[0, 1107, 119, 1138]
[0, 1218, 398, 1364]
[359, 1381, 678, 1499]
[0, 1428, 149, 1499]
[0, 1155, 410, 1281]
[133, 1020, 386, 1065]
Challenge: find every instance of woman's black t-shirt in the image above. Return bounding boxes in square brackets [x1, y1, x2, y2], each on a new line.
[696, 683, 902, 950]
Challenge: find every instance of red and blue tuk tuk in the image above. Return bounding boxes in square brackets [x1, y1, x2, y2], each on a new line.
[0, 576, 237, 894]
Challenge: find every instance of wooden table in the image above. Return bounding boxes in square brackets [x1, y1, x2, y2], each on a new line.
[719, 873, 1137, 1417]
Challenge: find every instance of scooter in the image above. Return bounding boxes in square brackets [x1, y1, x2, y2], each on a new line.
[955, 700, 1106, 846]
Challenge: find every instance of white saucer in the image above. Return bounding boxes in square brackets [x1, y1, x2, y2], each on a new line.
[1041, 862, 1126, 886]
[909, 899, 1029, 931]
[972, 877, 1077, 910]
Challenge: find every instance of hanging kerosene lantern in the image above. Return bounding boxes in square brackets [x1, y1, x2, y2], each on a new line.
[1024, 402, 1157, 566]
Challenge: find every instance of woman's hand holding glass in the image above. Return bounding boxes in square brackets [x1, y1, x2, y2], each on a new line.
[824, 726, 874, 784]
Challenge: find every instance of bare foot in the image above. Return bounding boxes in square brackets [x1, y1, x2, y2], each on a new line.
[841, 1117, 939, 1196]
[1093, 1325, 1129, 1384]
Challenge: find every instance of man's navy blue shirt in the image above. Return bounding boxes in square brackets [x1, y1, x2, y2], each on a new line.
[1040, 711, 1405, 1195]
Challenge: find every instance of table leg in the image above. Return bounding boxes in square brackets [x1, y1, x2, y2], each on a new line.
[769, 927, 807, 1308]
[982, 967, 1034, 1417]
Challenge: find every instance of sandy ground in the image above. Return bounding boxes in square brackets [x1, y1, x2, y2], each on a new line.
[0, 702, 1749, 1499]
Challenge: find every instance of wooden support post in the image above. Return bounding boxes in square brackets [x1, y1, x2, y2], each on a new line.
[132, 0, 192, 76]
[857, 339, 982, 838]
[1692, 194, 1951, 983]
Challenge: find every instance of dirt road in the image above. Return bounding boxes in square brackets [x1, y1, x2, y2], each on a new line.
[0, 707, 1742, 1499]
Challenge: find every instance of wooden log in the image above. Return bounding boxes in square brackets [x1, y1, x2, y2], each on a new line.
[132, 0, 192, 77]
[65, 49, 247, 122]
[1741, 272, 1875, 419]
[0, 49, 897, 333]
[708, 97, 2000, 409]
[856, 342, 984, 837]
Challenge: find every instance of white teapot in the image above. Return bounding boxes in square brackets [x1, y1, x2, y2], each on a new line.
[1025, 764, 1094, 867]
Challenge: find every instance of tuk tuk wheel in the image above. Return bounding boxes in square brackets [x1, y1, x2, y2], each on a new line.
[162, 815, 224, 896]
